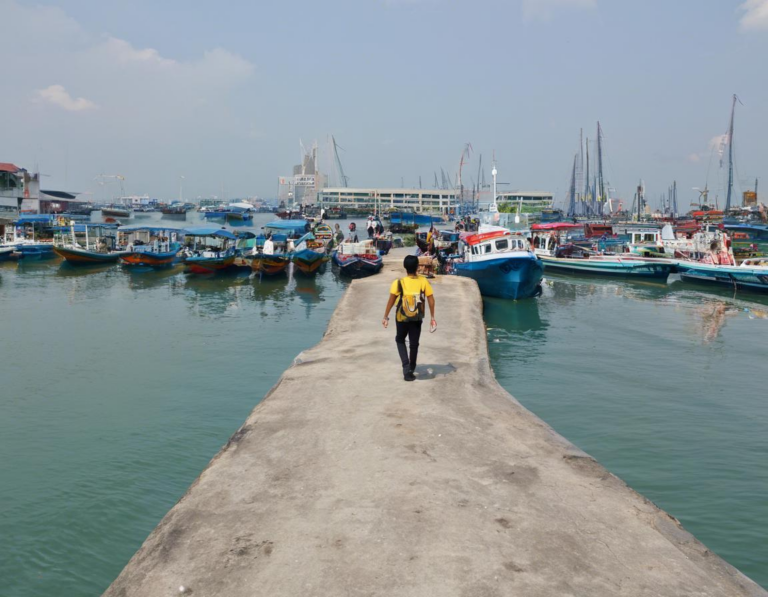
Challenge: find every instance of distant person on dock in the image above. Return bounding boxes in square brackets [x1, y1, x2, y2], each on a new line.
[382, 255, 436, 382]
[367, 217, 375, 239]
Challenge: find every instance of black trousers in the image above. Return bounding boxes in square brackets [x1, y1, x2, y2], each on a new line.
[395, 320, 422, 372]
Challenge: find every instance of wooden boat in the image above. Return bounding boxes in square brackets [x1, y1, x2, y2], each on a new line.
[332, 240, 382, 278]
[0, 246, 14, 261]
[538, 244, 675, 280]
[2, 215, 56, 259]
[313, 223, 334, 243]
[161, 203, 189, 216]
[52, 224, 128, 264]
[101, 205, 132, 218]
[677, 257, 768, 292]
[448, 228, 543, 299]
[251, 253, 290, 275]
[291, 233, 328, 276]
[183, 227, 243, 274]
[118, 226, 184, 268]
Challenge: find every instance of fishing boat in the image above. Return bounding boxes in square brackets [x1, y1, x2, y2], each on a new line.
[0, 246, 14, 261]
[291, 232, 329, 276]
[538, 245, 675, 280]
[677, 257, 768, 292]
[101, 205, 132, 218]
[119, 226, 184, 268]
[249, 220, 306, 275]
[52, 223, 128, 264]
[313, 223, 334, 244]
[183, 227, 242, 274]
[530, 222, 584, 257]
[161, 203, 190, 217]
[447, 228, 543, 299]
[1, 215, 56, 259]
[332, 239, 383, 278]
[202, 203, 254, 222]
[626, 224, 720, 259]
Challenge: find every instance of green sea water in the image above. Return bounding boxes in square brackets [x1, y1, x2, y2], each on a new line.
[1, 226, 766, 594]
[486, 274, 768, 588]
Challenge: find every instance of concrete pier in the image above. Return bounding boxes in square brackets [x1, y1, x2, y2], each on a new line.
[105, 248, 766, 596]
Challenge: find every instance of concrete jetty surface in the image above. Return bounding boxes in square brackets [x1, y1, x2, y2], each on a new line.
[105, 249, 766, 597]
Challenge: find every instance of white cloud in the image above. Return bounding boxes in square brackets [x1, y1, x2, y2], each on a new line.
[522, 0, 597, 22]
[35, 84, 98, 111]
[709, 133, 728, 157]
[740, 0, 768, 30]
[101, 37, 178, 68]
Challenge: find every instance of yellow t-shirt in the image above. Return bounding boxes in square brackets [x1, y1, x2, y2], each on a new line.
[390, 276, 433, 322]
[390, 276, 434, 298]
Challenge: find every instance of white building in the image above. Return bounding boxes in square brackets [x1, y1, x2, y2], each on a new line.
[318, 187, 459, 215]
[0, 163, 24, 216]
[496, 191, 554, 210]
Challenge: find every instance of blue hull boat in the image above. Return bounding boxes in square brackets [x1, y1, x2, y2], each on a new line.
[449, 229, 544, 299]
[15, 243, 56, 260]
[389, 212, 440, 227]
[453, 256, 543, 299]
[332, 252, 382, 278]
[677, 259, 768, 292]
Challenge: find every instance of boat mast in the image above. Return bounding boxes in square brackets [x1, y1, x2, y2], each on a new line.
[584, 138, 590, 215]
[597, 122, 605, 217]
[568, 153, 577, 218]
[672, 180, 678, 216]
[577, 128, 584, 216]
[725, 94, 737, 213]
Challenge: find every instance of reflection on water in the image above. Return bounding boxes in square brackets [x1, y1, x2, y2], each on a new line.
[484, 297, 548, 364]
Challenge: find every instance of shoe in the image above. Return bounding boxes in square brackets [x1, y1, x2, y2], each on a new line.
[403, 372, 416, 382]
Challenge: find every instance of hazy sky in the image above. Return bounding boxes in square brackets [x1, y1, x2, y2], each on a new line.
[1, 0, 767, 209]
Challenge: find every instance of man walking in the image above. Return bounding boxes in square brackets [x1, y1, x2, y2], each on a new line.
[382, 255, 436, 381]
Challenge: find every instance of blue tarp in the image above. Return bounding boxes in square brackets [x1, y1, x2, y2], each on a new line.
[14, 215, 56, 225]
[183, 227, 238, 240]
[264, 219, 308, 231]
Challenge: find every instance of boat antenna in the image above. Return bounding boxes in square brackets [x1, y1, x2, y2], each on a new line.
[491, 157, 498, 214]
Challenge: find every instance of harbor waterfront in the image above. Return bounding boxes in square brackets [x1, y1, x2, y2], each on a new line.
[1, 241, 767, 593]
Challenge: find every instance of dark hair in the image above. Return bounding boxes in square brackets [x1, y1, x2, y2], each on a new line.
[404, 255, 419, 274]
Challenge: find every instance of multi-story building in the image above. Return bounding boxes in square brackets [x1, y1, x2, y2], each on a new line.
[1, 163, 29, 217]
[318, 187, 459, 215]
[496, 191, 554, 210]
[278, 143, 327, 206]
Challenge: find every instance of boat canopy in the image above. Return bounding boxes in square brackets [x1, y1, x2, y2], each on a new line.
[530, 222, 583, 231]
[15, 214, 57, 225]
[265, 219, 308, 230]
[464, 229, 511, 246]
[183, 227, 238, 239]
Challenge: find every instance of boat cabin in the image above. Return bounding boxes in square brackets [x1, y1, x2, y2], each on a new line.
[119, 226, 182, 254]
[463, 230, 531, 261]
